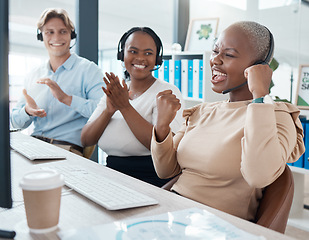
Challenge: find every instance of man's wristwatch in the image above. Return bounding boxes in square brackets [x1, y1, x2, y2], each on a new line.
[252, 94, 274, 104]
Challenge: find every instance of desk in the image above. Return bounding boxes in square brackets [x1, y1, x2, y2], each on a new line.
[1, 141, 294, 240]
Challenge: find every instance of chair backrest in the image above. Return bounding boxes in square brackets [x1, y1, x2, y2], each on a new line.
[162, 165, 294, 234]
[83, 145, 96, 159]
[255, 165, 294, 234]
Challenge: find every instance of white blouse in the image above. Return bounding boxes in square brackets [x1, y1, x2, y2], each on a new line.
[88, 79, 185, 156]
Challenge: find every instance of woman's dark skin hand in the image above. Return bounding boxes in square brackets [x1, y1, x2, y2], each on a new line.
[244, 64, 273, 99]
[155, 90, 181, 142]
[102, 72, 130, 111]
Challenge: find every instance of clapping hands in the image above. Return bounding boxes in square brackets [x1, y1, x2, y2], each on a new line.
[37, 78, 72, 106]
[23, 89, 47, 118]
[102, 72, 130, 113]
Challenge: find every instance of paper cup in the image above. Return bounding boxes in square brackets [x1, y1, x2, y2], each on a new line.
[20, 168, 64, 233]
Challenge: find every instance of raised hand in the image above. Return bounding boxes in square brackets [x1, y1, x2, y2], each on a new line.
[155, 90, 181, 142]
[101, 85, 117, 115]
[37, 78, 72, 106]
[244, 64, 273, 99]
[23, 89, 47, 117]
[102, 72, 130, 111]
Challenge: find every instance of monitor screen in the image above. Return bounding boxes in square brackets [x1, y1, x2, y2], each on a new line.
[0, 0, 12, 209]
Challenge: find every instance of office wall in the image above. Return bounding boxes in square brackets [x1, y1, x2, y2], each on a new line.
[99, 0, 174, 51]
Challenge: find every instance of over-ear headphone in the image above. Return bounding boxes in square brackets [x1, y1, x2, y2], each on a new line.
[37, 29, 77, 41]
[117, 27, 163, 67]
[253, 27, 274, 65]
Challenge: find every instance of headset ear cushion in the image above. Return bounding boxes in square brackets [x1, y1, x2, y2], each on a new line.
[71, 31, 77, 40]
[37, 32, 43, 41]
[156, 56, 162, 66]
[117, 51, 124, 61]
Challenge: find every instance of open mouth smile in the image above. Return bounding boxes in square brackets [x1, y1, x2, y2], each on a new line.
[50, 43, 65, 47]
[212, 70, 227, 83]
[133, 64, 146, 69]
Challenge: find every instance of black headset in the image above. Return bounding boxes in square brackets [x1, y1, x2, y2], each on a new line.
[253, 27, 274, 66]
[117, 27, 163, 67]
[37, 29, 77, 41]
[222, 26, 274, 94]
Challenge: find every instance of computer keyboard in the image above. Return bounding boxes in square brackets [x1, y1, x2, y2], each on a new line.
[40, 162, 159, 210]
[10, 132, 66, 160]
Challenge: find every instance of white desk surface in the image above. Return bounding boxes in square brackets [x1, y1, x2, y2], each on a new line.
[1, 136, 295, 240]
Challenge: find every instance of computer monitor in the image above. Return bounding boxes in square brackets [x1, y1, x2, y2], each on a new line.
[0, 136, 12, 209]
[0, 0, 12, 209]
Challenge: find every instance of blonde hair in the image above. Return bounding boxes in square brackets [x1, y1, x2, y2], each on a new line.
[37, 8, 75, 31]
[231, 21, 274, 64]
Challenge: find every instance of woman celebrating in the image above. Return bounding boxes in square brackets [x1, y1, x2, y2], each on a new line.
[81, 27, 184, 187]
[151, 21, 305, 220]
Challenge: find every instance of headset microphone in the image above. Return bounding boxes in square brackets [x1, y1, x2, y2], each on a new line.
[222, 81, 248, 94]
[69, 38, 77, 49]
[150, 65, 162, 72]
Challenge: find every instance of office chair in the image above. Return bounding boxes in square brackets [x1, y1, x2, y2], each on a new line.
[254, 165, 294, 233]
[161, 165, 294, 234]
[83, 145, 96, 159]
[161, 174, 180, 190]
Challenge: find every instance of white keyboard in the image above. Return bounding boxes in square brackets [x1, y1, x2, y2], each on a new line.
[41, 162, 159, 210]
[10, 132, 66, 160]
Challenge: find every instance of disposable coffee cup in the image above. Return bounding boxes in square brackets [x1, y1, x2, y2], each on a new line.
[19, 168, 64, 233]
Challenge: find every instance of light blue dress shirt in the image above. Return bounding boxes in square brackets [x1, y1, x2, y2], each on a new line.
[11, 53, 104, 147]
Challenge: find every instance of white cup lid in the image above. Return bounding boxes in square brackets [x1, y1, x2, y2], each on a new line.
[20, 168, 64, 191]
